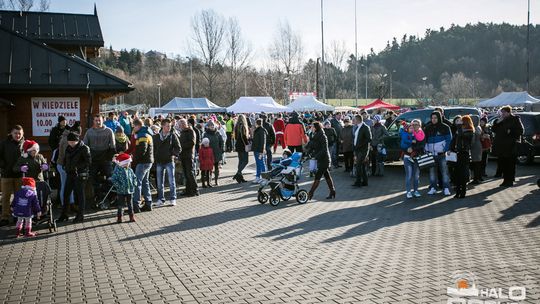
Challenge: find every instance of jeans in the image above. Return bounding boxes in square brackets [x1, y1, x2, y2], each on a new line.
[63, 174, 87, 217]
[354, 152, 368, 185]
[429, 154, 450, 190]
[265, 144, 273, 170]
[57, 164, 74, 206]
[330, 144, 339, 167]
[254, 152, 266, 178]
[403, 156, 420, 192]
[156, 162, 176, 201]
[237, 151, 249, 175]
[116, 194, 133, 216]
[133, 163, 152, 209]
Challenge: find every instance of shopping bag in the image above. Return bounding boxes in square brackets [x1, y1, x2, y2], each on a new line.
[446, 151, 457, 162]
[414, 153, 435, 169]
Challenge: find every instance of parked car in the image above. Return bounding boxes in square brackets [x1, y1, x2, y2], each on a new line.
[382, 107, 481, 161]
[515, 112, 540, 164]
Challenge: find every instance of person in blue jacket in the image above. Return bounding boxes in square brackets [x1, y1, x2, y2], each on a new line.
[424, 111, 452, 196]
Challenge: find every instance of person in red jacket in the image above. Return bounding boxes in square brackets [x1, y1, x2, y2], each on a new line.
[273, 113, 286, 153]
[198, 138, 215, 188]
[284, 112, 307, 153]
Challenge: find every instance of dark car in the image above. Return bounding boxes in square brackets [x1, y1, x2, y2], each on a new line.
[515, 112, 540, 164]
[382, 107, 481, 161]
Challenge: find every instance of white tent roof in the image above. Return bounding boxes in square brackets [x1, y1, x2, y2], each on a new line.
[288, 96, 334, 112]
[159, 97, 226, 113]
[476, 91, 540, 108]
[334, 106, 360, 112]
[227, 96, 292, 113]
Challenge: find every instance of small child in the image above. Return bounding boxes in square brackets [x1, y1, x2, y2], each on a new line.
[198, 138, 215, 188]
[11, 177, 41, 237]
[111, 153, 137, 223]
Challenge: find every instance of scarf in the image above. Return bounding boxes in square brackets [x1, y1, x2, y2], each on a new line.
[115, 132, 128, 144]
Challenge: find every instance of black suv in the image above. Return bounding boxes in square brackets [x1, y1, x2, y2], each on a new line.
[382, 107, 481, 162]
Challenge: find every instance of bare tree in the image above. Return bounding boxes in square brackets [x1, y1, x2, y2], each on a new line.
[269, 20, 304, 102]
[327, 40, 348, 98]
[189, 9, 225, 100]
[225, 17, 251, 101]
[0, 0, 49, 11]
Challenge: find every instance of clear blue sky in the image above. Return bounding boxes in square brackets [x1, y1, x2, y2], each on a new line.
[49, 0, 535, 65]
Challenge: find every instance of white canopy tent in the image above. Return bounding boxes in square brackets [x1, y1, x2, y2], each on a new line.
[288, 96, 334, 112]
[476, 91, 540, 108]
[227, 96, 292, 113]
[158, 97, 226, 114]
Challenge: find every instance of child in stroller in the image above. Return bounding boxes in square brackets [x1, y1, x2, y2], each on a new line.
[257, 151, 309, 206]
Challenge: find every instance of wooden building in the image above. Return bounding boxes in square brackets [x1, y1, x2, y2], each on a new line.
[0, 7, 133, 153]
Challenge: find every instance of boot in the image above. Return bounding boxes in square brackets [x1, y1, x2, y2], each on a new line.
[202, 173, 208, 188]
[117, 215, 122, 223]
[15, 227, 22, 238]
[57, 209, 69, 222]
[25, 227, 36, 237]
[72, 214, 84, 223]
[325, 176, 336, 199]
[214, 171, 219, 186]
[207, 174, 213, 188]
[307, 180, 321, 201]
[129, 214, 136, 223]
[239, 174, 247, 183]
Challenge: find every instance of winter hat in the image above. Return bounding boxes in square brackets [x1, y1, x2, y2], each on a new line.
[201, 138, 210, 146]
[58, 115, 66, 123]
[115, 125, 124, 134]
[22, 177, 36, 190]
[22, 140, 39, 157]
[115, 153, 132, 168]
[67, 132, 79, 141]
[373, 115, 382, 122]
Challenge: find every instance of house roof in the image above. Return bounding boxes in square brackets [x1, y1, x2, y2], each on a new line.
[0, 7, 104, 47]
[0, 26, 133, 93]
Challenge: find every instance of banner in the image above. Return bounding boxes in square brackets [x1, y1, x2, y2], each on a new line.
[31, 97, 80, 136]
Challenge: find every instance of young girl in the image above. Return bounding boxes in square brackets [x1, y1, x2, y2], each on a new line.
[111, 153, 137, 223]
[198, 138, 215, 188]
[11, 177, 41, 237]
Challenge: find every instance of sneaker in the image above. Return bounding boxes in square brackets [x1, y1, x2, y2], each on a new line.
[427, 188, 437, 195]
[169, 199, 177, 206]
[252, 178, 260, 184]
[406, 191, 413, 199]
[443, 188, 451, 196]
[155, 200, 164, 207]
[413, 191, 421, 198]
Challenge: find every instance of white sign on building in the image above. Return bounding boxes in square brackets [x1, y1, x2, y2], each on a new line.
[31, 97, 80, 136]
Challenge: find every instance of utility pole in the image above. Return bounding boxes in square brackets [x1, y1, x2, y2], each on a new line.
[526, 0, 530, 92]
[186, 56, 193, 98]
[316, 57, 320, 98]
[157, 83, 162, 107]
[354, 0, 358, 107]
[320, 0, 326, 102]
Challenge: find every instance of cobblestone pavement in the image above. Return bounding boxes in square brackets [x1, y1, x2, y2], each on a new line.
[0, 154, 539, 304]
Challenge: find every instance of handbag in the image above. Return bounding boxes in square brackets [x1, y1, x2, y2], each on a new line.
[309, 159, 318, 172]
[446, 151, 457, 162]
[414, 153, 435, 169]
[244, 144, 252, 152]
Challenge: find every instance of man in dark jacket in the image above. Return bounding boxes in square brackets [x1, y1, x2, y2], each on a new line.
[131, 119, 154, 212]
[153, 118, 181, 206]
[352, 115, 372, 187]
[252, 119, 267, 183]
[57, 132, 91, 223]
[491, 105, 524, 187]
[48, 116, 67, 151]
[0, 125, 24, 226]
[179, 118, 199, 196]
[260, 114, 276, 170]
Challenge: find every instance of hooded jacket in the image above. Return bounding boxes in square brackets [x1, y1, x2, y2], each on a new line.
[152, 130, 181, 164]
[203, 129, 224, 163]
[64, 141, 91, 175]
[11, 187, 41, 218]
[111, 165, 137, 195]
[133, 126, 154, 165]
[424, 111, 452, 154]
[14, 153, 46, 181]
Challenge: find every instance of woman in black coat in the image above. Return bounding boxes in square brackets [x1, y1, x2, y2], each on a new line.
[305, 122, 336, 200]
[450, 115, 474, 198]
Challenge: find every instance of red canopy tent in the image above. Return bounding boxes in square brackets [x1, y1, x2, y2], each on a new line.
[360, 99, 400, 110]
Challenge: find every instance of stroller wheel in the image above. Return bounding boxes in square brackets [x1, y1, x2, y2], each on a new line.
[296, 190, 309, 204]
[269, 194, 280, 206]
[257, 191, 269, 204]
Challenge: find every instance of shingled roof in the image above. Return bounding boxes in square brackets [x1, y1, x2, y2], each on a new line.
[0, 26, 133, 93]
[0, 6, 104, 47]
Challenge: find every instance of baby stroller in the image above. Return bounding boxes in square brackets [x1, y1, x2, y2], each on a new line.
[257, 152, 309, 206]
[94, 167, 117, 210]
[33, 171, 57, 233]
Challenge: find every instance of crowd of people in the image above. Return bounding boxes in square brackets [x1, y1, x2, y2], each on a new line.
[0, 104, 527, 237]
